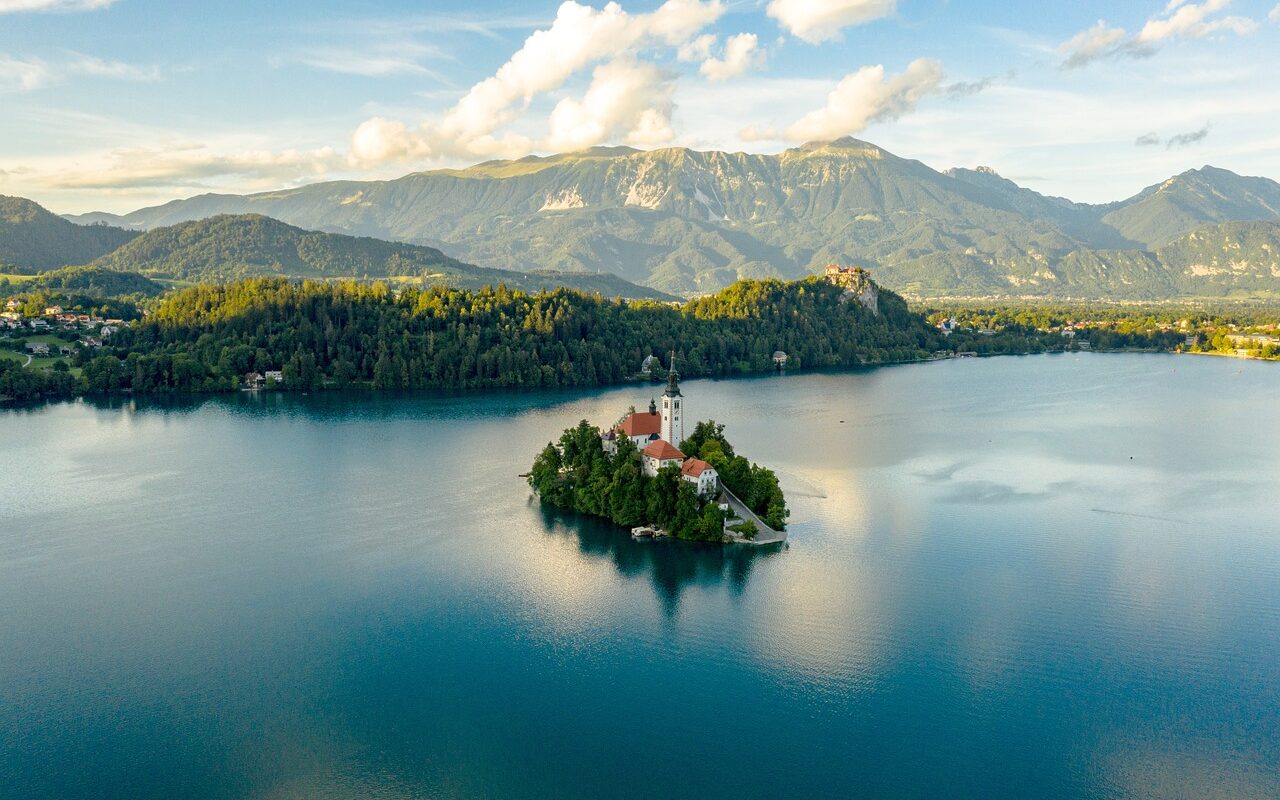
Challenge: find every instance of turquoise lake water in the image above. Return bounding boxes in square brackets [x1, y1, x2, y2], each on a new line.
[2, 353, 1279, 799]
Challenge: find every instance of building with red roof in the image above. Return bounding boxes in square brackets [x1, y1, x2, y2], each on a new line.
[617, 398, 662, 448]
[641, 439, 685, 477]
[680, 458, 719, 496]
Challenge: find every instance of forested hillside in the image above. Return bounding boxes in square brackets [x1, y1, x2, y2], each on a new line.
[1, 196, 137, 270]
[78, 276, 934, 393]
[90, 213, 674, 299]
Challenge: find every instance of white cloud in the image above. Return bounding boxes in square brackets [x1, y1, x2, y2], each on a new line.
[546, 59, 675, 150]
[700, 33, 763, 81]
[1136, 0, 1257, 43]
[0, 0, 114, 11]
[0, 56, 49, 91]
[0, 52, 160, 91]
[783, 58, 944, 142]
[677, 33, 715, 62]
[43, 144, 343, 190]
[1059, 21, 1136, 68]
[766, 0, 896, 44]
[66, 53, 161, 81]
[1060, 0, 1257, 67]
[348, 0, 724, 165]
[286, 33, 448, 78]
[1270, 3, 1280, 22]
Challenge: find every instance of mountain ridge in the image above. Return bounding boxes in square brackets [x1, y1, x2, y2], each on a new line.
[1, 195, 138, 270]
[1, 198, 675, 300]
[59, 140, 1280, 298]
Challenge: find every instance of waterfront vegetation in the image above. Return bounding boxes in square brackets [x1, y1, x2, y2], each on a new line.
[5, 274, 1280, 403]
[922, 300, 1280, 361]
[528, 419, 787, 542]
[2, 275, 934, 399]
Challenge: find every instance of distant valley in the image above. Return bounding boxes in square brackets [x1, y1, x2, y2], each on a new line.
[61, 138, 1280, 300]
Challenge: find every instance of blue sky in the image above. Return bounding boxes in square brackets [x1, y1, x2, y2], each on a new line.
[3, 0, 1279, 213]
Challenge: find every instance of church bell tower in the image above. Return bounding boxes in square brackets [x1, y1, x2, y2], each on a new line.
[661, 351, 683, 445]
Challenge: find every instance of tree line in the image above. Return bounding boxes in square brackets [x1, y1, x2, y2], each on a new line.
[66, 276, 937, 395]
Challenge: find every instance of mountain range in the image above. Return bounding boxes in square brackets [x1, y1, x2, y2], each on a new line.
[63, 138, 1280, 299]
[0, 197, 674, 300]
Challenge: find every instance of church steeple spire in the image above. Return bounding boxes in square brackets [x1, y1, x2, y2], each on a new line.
[664, 350, 681, 398]
[660, 350, 683, 444]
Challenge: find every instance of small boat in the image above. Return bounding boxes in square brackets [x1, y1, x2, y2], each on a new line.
[631, 526, 655, 539]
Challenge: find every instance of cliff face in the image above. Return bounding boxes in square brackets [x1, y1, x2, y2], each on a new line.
[826, 267, 879, 315]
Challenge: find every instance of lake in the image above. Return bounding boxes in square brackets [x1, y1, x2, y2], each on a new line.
[2, 353, 1279, 799]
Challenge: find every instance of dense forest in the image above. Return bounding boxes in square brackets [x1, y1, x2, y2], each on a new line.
[66, 275, 935, 394]
[87, 213, 673, 299]
[528, 419, 786, 542]
[0, 195, 138, 270]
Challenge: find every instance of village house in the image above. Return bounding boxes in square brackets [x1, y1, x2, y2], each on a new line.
[642, 440, 685, 477]
[263, 370, 284, 384]
[26, 342, 50, 356]
[4, 298, 20, 311]
[681, 458, 718, 497]
[29, 319, 49, 329]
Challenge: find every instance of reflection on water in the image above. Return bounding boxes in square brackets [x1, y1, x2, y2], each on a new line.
[537, 505, 780, 617]
[3, 354, 1280, 800]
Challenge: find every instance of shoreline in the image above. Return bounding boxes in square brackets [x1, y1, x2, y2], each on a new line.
[3, 346, 1276, 408]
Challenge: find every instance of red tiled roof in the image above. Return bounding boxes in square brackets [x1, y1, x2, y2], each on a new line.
[642, 440, 684, 461]
[681, 458, 713, 478]
[618, 411, 661, 437]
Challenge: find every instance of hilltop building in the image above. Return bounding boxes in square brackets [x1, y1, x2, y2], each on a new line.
[823, 264, 880, 315]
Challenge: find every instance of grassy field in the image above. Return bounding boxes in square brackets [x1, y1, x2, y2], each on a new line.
[0, 332, 78, 373]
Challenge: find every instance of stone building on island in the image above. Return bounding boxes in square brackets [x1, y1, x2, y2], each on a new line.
[616, 399, 662, 449]
[642, 440, 685, 477]
[607, 354, 716, 497]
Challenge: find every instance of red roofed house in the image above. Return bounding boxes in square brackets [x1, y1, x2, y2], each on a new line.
[617, 398, 663, 448]
[642, 440, 685, 477]
[680, 458, 719, 496]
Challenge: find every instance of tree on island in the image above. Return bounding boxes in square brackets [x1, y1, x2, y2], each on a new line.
[528, 417, 786, 542]
[680, 420, 788, 530]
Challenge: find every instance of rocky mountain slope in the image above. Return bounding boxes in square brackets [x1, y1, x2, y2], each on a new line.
[90, 214, 675, 299]
[66, 139, 1280, 298]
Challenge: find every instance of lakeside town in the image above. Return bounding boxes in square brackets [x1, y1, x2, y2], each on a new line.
[1, 296, 133, 367]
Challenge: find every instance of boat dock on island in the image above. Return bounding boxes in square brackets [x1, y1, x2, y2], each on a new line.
[630, 526, 670, 540]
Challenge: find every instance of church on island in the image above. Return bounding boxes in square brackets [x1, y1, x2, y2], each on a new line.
[603, 356, 719, 497]
[529, 351, 786, 545]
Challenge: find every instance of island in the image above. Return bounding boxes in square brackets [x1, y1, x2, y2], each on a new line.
[527, 356, 788, 545]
